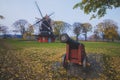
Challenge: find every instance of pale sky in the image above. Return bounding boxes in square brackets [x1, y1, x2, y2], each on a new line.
[0, 0, 120, 32]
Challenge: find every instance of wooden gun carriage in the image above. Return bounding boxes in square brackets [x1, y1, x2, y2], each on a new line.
[60, 34, 89, 69]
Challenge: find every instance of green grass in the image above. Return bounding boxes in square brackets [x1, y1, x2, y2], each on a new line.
[4, 39, 65, 48]
[1, 39, 120, 56]
[81, 41, 120, 56]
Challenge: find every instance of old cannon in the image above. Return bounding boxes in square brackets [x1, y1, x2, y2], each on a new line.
[60, 33, 89, 69]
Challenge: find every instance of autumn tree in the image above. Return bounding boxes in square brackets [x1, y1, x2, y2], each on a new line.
[25, 24, 34, 40]
[81, 23, 92, 41]
[73, 22, 82, 41]
[103, 20, 119, 41]
[97, 19, 119, 41]
[73, 0, 120, 19]
[53, 21, 63, 37]
[53, 21, 71, 40]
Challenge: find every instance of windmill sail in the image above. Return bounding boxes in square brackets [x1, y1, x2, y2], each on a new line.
[48, 12, 54, 17]
[35, 1, 43, 18]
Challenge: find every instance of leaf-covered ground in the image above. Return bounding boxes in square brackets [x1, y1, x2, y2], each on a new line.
[0, 39, 120, 80]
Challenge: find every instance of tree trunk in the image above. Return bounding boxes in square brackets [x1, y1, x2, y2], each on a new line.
[3, 33, 7, 39]
[112, 38, 114, 42]
[102, 33, 105, 41]
[84, 33, 87, 41]
[76, 34, 79, 41]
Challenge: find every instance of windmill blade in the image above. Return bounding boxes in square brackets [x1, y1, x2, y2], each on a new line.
[48, 12, 54, 17]
[35, 1, 43, 18]
[33, 20, 42, 26]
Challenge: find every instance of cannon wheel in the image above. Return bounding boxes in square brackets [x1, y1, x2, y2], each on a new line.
[62, 54, 68, 69]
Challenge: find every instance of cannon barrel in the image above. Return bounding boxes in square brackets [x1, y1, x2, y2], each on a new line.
[60, 33, 80, 48]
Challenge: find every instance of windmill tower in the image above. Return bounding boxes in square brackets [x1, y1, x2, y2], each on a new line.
[34, 1, 55, 42]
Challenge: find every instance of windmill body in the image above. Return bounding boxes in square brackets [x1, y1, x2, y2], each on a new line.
[38, 15, 55, 42]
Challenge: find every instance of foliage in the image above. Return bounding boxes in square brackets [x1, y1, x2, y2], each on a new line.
[23, 24, 34, 40]
[73, 22, 82, 41]
[96, 19, 119, 41]
[104, 27, 118, 41]
[0, 39, 120, 79]
[53, 21, 64, 36]
[53, 21, 71, 39]
[73, 0, 120, 19]
[103, 55, 120, 80]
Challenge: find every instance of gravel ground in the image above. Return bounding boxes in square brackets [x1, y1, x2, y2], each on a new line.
[53, 54, 104, 79]
[66, 54, 104, 79]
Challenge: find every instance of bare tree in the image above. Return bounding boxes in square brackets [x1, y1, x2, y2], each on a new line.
[0, 25, 8, 38]
[73, 22, 82, 41]
[13, 19, 29, 38]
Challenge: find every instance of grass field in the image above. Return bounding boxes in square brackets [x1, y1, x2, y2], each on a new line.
[3, 39, 120, 56]
[0, 39, 120, 80]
